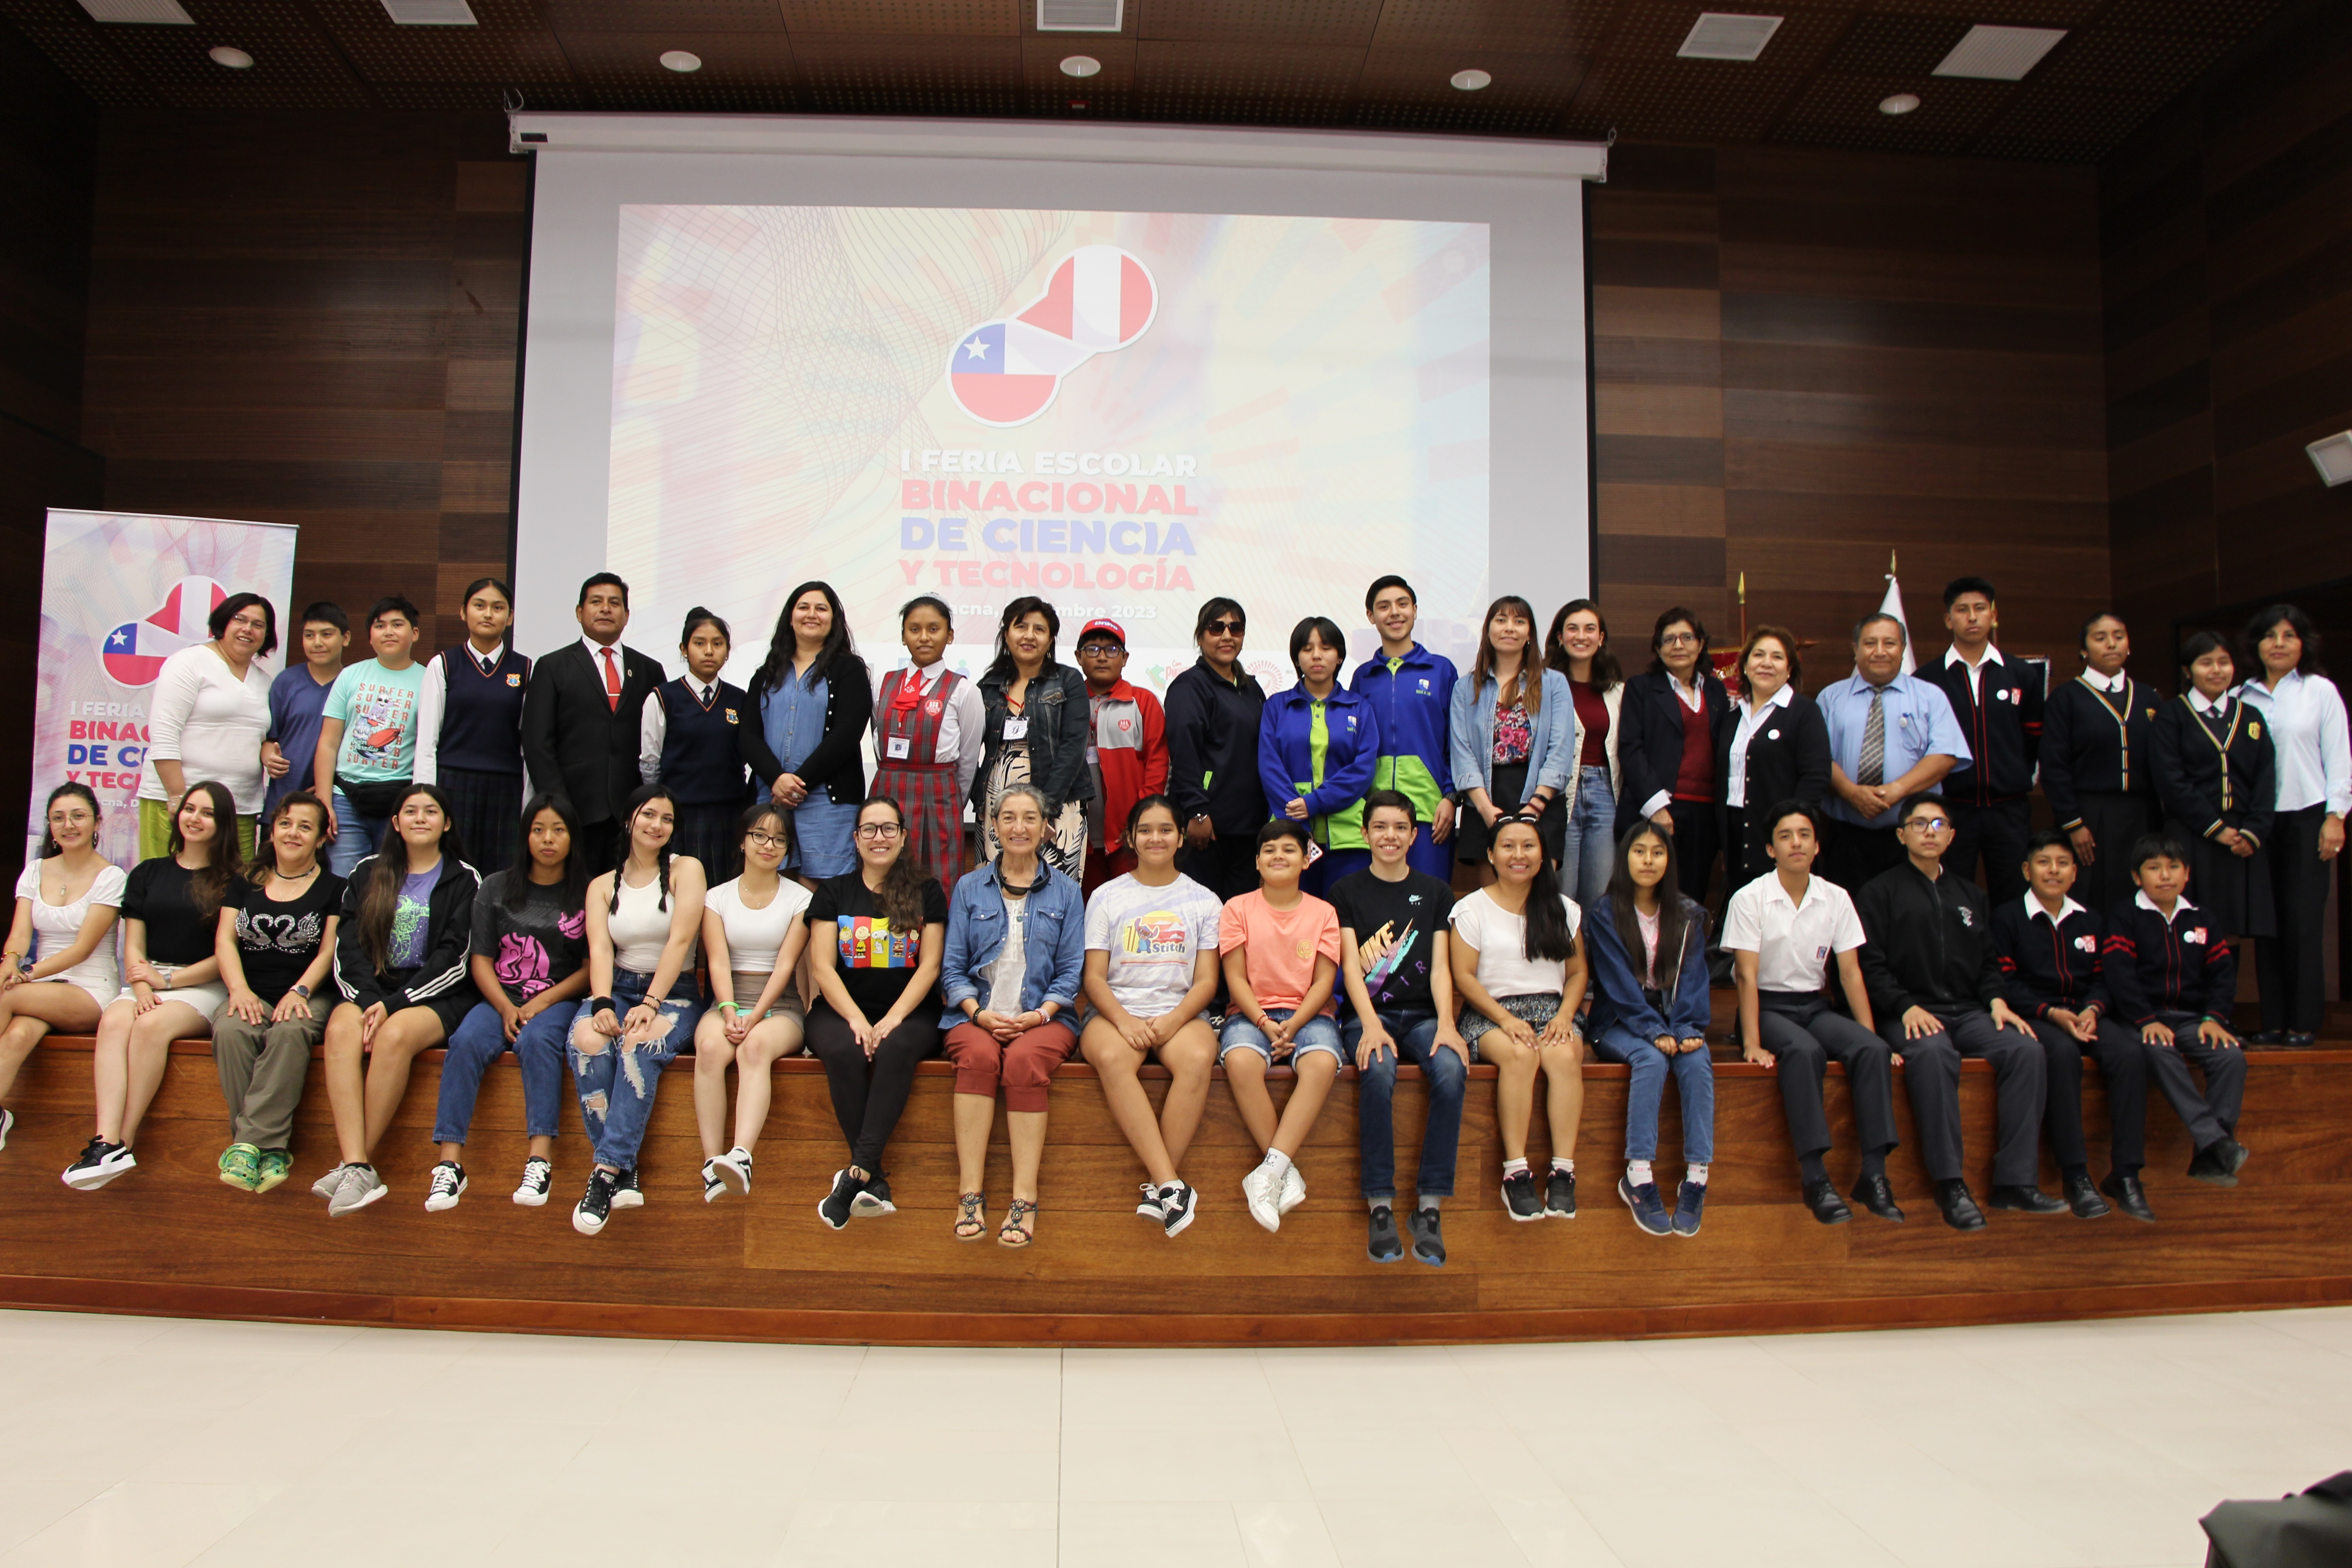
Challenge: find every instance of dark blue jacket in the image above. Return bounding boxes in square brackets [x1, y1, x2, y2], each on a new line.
[1584, 892, 1711, 1040]
[1992, 896, 2109, 1018]
[2102, 894, 2238, 1025]
[1349, 642, 1457, 818]
[1932, 647, 2043, 806]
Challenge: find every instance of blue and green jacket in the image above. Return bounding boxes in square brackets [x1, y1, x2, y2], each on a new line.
[1350, 642, 1457, 827]
[1257, 683, 1382, 853]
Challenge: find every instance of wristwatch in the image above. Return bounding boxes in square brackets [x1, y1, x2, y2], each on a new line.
[291, 983, 311, 1000]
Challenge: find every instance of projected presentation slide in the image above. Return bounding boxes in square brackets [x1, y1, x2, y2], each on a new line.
[605, 204, 1489, 689]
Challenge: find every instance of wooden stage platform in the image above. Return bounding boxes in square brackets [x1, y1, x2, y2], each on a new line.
[5, 1029, 2350, 1347]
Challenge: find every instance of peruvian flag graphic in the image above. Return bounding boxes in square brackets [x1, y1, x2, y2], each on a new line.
[947, 245, 1157, 427]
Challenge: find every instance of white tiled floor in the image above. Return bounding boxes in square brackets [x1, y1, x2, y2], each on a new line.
[6, 1306, 2350, 1568]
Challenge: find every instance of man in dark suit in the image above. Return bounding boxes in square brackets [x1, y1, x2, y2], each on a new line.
[520, 573, 666, 872]
[1932, 577, 2045, 904]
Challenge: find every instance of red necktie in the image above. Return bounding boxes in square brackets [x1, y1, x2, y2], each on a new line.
[601, 647, 621, 712]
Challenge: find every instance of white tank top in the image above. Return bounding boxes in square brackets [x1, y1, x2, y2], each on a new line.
[15, 861, 127, 1000]
[608, 870, 682, 975]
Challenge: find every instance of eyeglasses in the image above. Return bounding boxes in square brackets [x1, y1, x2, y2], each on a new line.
[1902, 817, 1951, 833]
[745, 830, 787, 849]
[1078, 643, 1122, 656]
[856, 823, 903, 840]
[1658, 631, 1698, 646]
[1202, 620, 1244, 637]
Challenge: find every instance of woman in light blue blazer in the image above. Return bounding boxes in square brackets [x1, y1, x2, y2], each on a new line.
[1450, 595, 1574, 878]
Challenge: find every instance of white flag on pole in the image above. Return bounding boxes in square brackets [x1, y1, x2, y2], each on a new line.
[1877, 569, 1916, 676]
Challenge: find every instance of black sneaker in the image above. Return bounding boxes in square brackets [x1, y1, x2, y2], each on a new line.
[1135, 1181, 1166, 1221]
[573, 1169, 615, 1235]
[1158, 1181, 1197, 1238]
[61, 1137, 136, 1191]
[818, 1168, 865, 1230]
[1544, 1166, 1577, 1218]
[852, 1171, 895, 1215]
[1408, 1205, 1446, 1266]
[609, 1167, 644, 1208]
[423, 1160, 467, 1212]
[1500, 1167, 1543, 1221]
[1367, 1204, 1404, 1262]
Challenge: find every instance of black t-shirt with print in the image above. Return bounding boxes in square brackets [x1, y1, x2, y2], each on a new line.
[807, 872, 949, 1019]
[224, 870, 346, 1000]
[1329, 867, 1456, 1014]
[470, 870, 588, 1005]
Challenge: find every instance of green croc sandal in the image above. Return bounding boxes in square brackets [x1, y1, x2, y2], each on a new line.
[217, 1143, 261, 1192]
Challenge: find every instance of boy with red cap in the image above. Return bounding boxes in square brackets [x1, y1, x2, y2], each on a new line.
[1075, 618, 1169, 896]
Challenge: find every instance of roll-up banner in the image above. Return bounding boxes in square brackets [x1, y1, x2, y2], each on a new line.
[29, 510, 299, 867]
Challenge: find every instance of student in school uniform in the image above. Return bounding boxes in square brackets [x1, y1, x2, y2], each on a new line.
[415, 578, 532, 875]
[1351, 575, 1459, 884]
[2039, 612, 2163, 920]
[1259, 615, 1382, 898]
[1074, 618, 1168, 896]
[2102, 833, 2252, 1186]
[261, 602, 348, 817]
[872, 595, 983, 896]
[1933, 578, 2044, 905]
[640, 607, 758, 883]
[2151, 631, 2277, 944]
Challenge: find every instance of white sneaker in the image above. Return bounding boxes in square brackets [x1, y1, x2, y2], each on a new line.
[717, 1146, 753, 1196]
[0, 1105, 13, 1150]
[1278, 1162, 1307, 1216]
[423, 1161, 466, 1212]
[327, 1163, 388, 1216]
[1242, 1160, 1282, 1233]
[61, 1137, 136, 1191]
[512, 1156, 553, 1206]
[1135, 1181, 1166, 1221]
[701, 1159, 727, 1203]
[310, 1162, 348, 1200]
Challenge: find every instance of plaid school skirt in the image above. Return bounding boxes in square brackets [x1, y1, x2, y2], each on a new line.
[875, 759, 964, 893]
[673, 799, 743, 884]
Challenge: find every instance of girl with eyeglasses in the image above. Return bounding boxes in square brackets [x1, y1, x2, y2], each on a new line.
[693, 803, 813, 1201]
[0, 785, 125, 1156]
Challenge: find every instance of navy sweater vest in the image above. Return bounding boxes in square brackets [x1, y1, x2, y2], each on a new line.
[437, 644, 529, 775]
[660, 679, 749, 804]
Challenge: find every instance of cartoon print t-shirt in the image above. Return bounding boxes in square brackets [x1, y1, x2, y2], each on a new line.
[1083, 872, 1223, 1019]
[1329, 868, 1456, 1013]
[323, 659, 426, 783]
[470, 870, 588, 1005]
[808, 872, 951, 1020]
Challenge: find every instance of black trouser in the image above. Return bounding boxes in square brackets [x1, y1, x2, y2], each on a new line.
[2072, 791, 2154, 919]
[1877, 1005, 2045, 1186]
[2258, 805, 2331, 1034]
[805, 999, 944, 1172]
[1666, 798, 1721, 904]
[579, 818, 622, 877]
[2143, 1011, 2249, 1152]
[2030, 1015, 2147, 1175]
[1180, 831, 1263, 902]
[1722, 804, 1767, 891]
[1822, 819, 1903, 894]
[1756, 991, 1896, 1164]
[1948, 798, 2032, 904]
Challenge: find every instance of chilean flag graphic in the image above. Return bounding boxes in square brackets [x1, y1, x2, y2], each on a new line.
[947, 245, 1157, 427]
[101, 576, 227, 687]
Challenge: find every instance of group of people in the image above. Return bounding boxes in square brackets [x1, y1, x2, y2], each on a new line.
[0, 568, 2334, 1255]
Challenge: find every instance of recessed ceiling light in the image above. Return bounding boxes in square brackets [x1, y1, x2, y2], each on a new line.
[1038, 0, 1122, 31]
[1879, 93, 1920, 115]
[1059, 54, 1100, 78]
[1678, 13, 1783, 62]
[208, 44, 253, 67]
[2309, 431, 2352, 487]
[659, 49, 701, 72]
[1450, 68, 1491, 90]
[379, 0, 475, 23]
[1934, 24, 2066, 81]
[75, 0, 193, 21]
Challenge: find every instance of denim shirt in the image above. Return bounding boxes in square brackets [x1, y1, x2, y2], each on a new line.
[941, 857, 1087, 1013]
[1447, 667, 1575, 797]
[762, 672, 832, 798]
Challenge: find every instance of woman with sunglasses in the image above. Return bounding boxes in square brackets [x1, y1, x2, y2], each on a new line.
[1165, 598, 1268, 900]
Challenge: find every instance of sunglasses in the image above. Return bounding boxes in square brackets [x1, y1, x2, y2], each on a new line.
[1202, 619, 1244, 637]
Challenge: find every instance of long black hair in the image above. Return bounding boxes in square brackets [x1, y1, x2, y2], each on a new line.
[1604, 817, 1691, 990]
[38, 782, 101, 859]
[2243, 603, 2324, 678]
[609, 782, 680, 913]
[506, 790, 589, 916]
[984, 595, 1061, 685]
[355, 782, 460, 973]
[751, 581, 852, 700]
[1124, 791, 1180, 847]
[1487, 815, 1575, 964]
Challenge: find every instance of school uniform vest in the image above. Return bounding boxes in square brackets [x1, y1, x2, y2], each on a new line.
[659, 678, 750, 804]
[436, 643, 529, 774]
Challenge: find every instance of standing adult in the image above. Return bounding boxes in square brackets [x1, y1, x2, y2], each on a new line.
[2236, 604, 2348, 1046]
[1543, 599, 1624, 910]
[973, 597, 1090, 881]
[1819, 614, 1970, 892]
[1164, 597, 1268, 901]
[1618, 606, 1731, 905]
[139, 592, 276, 861]
[1716, 627, 1831, 889]
[314, 594, 429, 877]
[639, 607, 757, 882]
[414, 577, 531, 875]
[1074, 618, 1168, 896]
[1352, 575, 1458, 883]
[872, 596, 982, 895]
[519, 573, 666, 875]
[1450, 595, 1571, 873]
[1932, 577, 2045, 905]
[1259, 615, 1382, 897]
[743, 581, 872, 884]
[2040, 612, 2162, 918]
[2151, 631, 2276, 948]
[261, 602, 348, 817]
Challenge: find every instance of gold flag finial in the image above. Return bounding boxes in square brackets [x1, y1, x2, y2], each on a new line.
[1737, 570, 1746, 604]
[1888, 549, 1898, 575]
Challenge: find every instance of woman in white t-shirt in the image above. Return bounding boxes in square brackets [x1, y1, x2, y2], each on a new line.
[694, 803, 813, 1201]
[1078, 794, 1223, 1238]
[0, 785, 126, 1149]
[138, 593, 277, 861]
[1450, 814, 1589, 1221]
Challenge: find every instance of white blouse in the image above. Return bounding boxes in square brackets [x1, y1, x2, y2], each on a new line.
[139, 644, 274, 812]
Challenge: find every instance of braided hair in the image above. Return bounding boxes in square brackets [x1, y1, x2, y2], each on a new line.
[609, 782, 680, 913]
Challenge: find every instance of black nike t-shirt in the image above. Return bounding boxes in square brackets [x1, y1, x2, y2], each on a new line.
[1329, 867, 1456, 1014]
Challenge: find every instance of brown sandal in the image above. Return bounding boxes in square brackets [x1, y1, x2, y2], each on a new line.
[999, 1197, 1037, 1248]
[954, 1192, 987, 1241]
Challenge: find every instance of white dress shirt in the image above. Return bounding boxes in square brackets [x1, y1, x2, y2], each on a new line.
[2024, 892, 2087, 926]
[2082, 669, 2127, 696]
[640, 679, 720, 784]
[412, 642, 508, 785]
[1724, 682, 1796, 809]
[2237, 670, 2352, 815]
[1944, 644, 1991, 704]
[1720, 868, 1866, 995]
[2135, 888, 2199, 927]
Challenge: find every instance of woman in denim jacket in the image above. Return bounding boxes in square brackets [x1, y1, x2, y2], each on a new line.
[974, 597, 1093, 880]
[1449, 595, 1575, 878]
[941, 784, 1088, 1247]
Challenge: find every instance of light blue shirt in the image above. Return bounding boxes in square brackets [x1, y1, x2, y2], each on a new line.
[761, 671, 832, 804]
[1818, 670, 1970, 828]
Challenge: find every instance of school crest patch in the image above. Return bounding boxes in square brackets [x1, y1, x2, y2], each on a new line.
[505, 672, 522, 687]
[925, 698, 944, 717]
[724, 708, 740, 725]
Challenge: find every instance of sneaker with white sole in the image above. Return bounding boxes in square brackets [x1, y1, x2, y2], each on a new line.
[851, 1171, 894, 1215]
[700, 1158, 727, 1203]
[310, 1162, 349, 1200]
[610, 1168, 643, 1208]
[817, 1168, 863, 1230]
[1500, 1168, 1543, 1221]
[1545, 1167, 1578, 1218]
[423, 1160, 466, 1212]
[1278, 1161, 1306, 1215]
[1158, 1181, 1197, 1238]
[328, 1163, 388, 1216]
[573, 1169, 615, 1235]
[0, 1105, 13, 1150]
[61, 1137, 135, 1191]
[1135, 1181, 1165, 1221]
[512, 1156, 553, 1206]
[716, 1146, 752, 1197]
[1242, 1160, 1282, 1233]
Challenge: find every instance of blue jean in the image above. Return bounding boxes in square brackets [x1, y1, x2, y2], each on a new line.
[327, 788, 394, 876]
[1342, 1008, 1465, 1199]
[566, 967, 705, 1170]
[1559, 764, 1616, 911]
[1218, 1007, 1345, 1067]
[1589, 1020, 1715, 1163]
[433, 1000, 569, 1144]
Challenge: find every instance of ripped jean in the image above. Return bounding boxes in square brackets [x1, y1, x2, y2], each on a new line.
[567, 967, 704, 1171]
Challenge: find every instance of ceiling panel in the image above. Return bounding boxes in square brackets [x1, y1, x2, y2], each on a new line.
[310, 0, 572, 82]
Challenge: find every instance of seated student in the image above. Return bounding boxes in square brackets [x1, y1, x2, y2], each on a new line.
[424, 792, 590, 1211]
[1078, 794, 1221, 1238]
[1449, 814, 1588, 1218]
[804, 797, 948, 1228]
[1332, 789, 1467, 1265]
[640, 607, 757, 882]
[312, 784, 480, 1215]
[1856, 793, 2052, 1231]
[2102, 833, 2251, 1186]
[1993, 830, 2155, 1222]
[1584, 818, 1717, 1238]
[1724, 801, 1897, 1226]
[942, 784, 1086, 1248]
[567, 784, 707, 1235]
[212, 791, 343, 1194]
[1220, 818, 1345, 1232]
[0, 785, 125, 1153]
[693, 803, 812, 1201]
[66, 782, 242, 1191]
